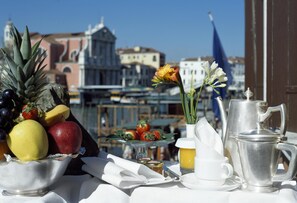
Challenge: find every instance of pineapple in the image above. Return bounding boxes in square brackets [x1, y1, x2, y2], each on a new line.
[0, 25, 48, 105]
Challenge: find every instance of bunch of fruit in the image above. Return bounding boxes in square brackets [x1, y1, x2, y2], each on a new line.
[115, 120, 166, 141]
[0, 89, 82, 161]
[0, 26, 83, 162]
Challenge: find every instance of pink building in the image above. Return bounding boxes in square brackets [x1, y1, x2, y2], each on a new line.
[4, 19, 122, 103]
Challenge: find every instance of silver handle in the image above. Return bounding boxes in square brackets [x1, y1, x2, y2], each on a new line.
[272, 142, 297, 182]
[259, 104, 287, 135]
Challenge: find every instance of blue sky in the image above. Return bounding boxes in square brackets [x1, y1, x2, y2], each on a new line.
[0, 0, 244, 62]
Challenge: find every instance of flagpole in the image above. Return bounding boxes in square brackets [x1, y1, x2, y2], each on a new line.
[208, 11, 215, 27]
[263, 0, 267, 102]
[208, 11, 229, 134]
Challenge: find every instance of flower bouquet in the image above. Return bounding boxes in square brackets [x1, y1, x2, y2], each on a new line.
[152, 62, 228, 124]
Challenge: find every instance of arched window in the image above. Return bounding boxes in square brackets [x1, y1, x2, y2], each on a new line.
[70, 50, 78, 61]
[63, 67, 71, 73]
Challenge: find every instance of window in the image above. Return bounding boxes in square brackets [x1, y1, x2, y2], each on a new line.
[70, 50, 78, 61]
[153, 55, 156, 61]
[63, 67, 71, 73]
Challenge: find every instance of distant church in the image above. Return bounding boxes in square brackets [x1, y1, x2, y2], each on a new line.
[3, 18, 122, 103]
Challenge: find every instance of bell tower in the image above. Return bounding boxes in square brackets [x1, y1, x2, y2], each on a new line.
[4, 19, 13, 48]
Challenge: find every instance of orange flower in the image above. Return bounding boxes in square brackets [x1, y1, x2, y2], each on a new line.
[152, 64, 181, 86]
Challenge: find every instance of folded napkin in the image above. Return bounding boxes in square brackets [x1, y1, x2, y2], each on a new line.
[81, 151, 165, 189]
[194, 117, 224, 160]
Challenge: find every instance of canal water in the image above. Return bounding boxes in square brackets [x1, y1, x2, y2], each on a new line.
[70, 104, 125, 156]
[70, 105, 98, 139]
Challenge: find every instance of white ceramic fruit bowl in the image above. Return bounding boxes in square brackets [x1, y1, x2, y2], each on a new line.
[0, 154, 74, 196]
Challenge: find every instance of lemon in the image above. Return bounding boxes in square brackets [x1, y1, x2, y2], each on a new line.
[7, 120, 49, 161]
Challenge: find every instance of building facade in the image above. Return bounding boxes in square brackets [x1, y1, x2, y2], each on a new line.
[117, 46, 165, 69]
[3, 18, 122, 104]
[121, 63, 155, 87]
[228, 57, 245, 95]
[179, 57, 207, 87]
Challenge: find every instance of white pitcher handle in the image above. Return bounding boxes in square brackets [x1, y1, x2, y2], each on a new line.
[221, 163, 233, 179]
[259, 104, 287, 135]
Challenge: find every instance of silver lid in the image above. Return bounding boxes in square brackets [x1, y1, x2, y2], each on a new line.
[239, 127, 281, 142]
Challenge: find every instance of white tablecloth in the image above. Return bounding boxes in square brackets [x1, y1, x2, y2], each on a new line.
[129, 181, 297, 203]
[0, 173, 296, 203]
[0, 175, 130, 203]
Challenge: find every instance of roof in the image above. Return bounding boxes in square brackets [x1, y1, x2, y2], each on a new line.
[228, 56, 245, 64]
[30, 32, 85, 41]
[46, 32, 85, 38]
[181, 56, 214, 62]
[117, 46, 164, 55]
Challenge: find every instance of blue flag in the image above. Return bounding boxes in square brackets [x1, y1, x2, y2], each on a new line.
[211, 20, 233, 120]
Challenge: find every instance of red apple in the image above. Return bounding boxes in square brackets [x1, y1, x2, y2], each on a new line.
[47, 121, 82, 154]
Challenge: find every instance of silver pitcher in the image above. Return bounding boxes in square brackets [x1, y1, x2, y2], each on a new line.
[216, 88, 287, 178]
[236, 124, 297, 192]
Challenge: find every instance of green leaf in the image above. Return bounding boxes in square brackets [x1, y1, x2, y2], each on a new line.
[26, 85, 36, 93]
[16, 66, 26, 82]
[13, 43, 24, 68]
[106, 134, 123, 140]
[162, 133, 175, 140]
[24, 75, 35, 87]
[31, 39, 42, 55]
[35, 54, 47, 71]
[1, 49, 19, 78]
[22, 59, 34, 78]
[11, 26, 22, 48]
[20, 26, 32, 61]
[16, 82, 25, 97]
[36, 64, 47, 74]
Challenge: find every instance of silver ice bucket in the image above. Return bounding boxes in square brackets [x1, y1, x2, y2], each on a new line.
[236, 128, 297, 192]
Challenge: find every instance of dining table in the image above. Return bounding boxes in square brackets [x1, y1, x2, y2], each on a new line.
[1, 131, 297, 203]
[0, 167, 296, 203]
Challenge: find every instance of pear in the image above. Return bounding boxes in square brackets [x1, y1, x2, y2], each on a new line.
[7, 120, 48, 161]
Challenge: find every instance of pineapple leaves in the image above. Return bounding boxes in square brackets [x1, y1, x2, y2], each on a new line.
[0, 49, 19, 79]
[2, 25, 49, 104]
[11, 26, 22, 48]
[13, 41, 24, 67]
[31, 39, 42, 55]
[24, 75, 35, 87]
[16, 66, 26, 82]
[23, 44, 46, 78]
[20, 26, 32, 61]
[35, 56, 46, 72]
